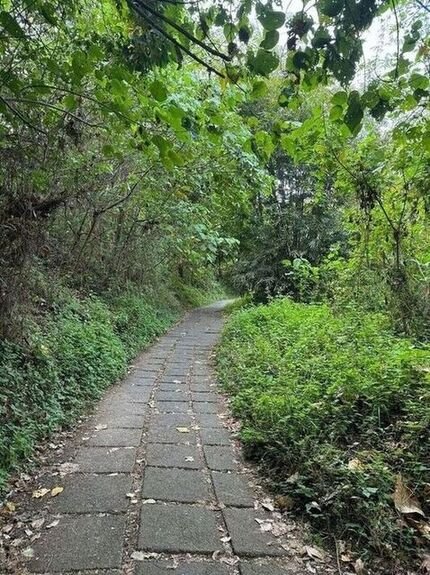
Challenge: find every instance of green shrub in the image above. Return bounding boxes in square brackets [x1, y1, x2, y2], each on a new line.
[217, 298, 430, 569]
[111, 293, 178, 359]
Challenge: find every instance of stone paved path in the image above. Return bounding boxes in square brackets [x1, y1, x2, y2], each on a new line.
[20, 302, 302, 575]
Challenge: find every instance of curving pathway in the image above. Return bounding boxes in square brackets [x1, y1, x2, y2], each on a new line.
[16, 302, 306, 575]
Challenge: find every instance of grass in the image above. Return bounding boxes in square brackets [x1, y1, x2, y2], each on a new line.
[217, 297, 430, 571]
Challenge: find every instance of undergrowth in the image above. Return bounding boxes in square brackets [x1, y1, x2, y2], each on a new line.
[217, 298, 430, 571]
[0, 280, 223, 491]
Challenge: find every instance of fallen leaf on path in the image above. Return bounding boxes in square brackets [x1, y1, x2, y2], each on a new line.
[255, 518, 273, 532]
[95, 424, 108, 430]
[142, 499, 156, 504]
[46, 520, 59, 529]
[393, 475, 425, 517]
[31, 518, 45, 529]
[51, 486, 64, 497]
[131, 551, 145, 561]
[176, 427, 190, 433]
[21, 547, 34, 558]
[261, 499, 275, 512]
[58, 462, 79, 475]
[304, 545, 326, 562]
[32, 488, 50, 499]
[185, 456, 194, 462]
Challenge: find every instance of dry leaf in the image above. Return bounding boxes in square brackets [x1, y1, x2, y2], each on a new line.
[348, 458, 364, 471]
[393, 475, 425, 517]
[3, 524, 13, 534]
[131, 551, 145, 561]
[305, 545, 326, 562]
[95, 424, 108, 431]
[176, 427, 190, 433]
[261, 499, 275, 512]
[31, 518, 45, 530]
[142, 498, 156, 504]
[5, 501, 16, 512]
[32, 488, 50, 499]
[21, 547, 34, 558]
[185, 456, 194, 462]
[46, 520, 59, 529]
[354, 558, 366, 574]
[51, 486, 64, 497]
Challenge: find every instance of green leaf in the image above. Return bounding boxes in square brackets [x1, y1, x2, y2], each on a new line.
[0, 11, 25, 38]
[251, 80, 268, 98]
[344, 91, 363, 134]
[254, 130, 275, 158]
[331, 91, 347, 106]
[258, 10, 285, 30]
[292, 51, 311, 70]
[329, 105, 343, 120]
[319, 0, 344, 17]
[410, 73, 429, 90]
[223, 23, 236, 42]
[260, 30, 279, 50]
[152, 134, 170, 157]
[150, 80, 168, 102]
[248, 49, 279, 76]
[312, 27, 331, 48]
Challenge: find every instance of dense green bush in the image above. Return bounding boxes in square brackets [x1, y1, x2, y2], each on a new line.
[0, 290, 180, 490]
[218, 298, 430, 568]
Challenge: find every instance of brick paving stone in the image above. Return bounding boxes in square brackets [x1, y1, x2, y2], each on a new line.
[146, 443, 201, 468]
[156, 390, 189, 401]
[28, 515, 125, 572]
[159, 377, 187, 384]
[99, 401, 149, 416]
[195, 413, 225, 428]
[156, 401, 190, 413]
[223, 508, 287, 557]
[142, 467, 210, 503]
[88, 428, 142, 446]
[240, 560, 298, 575]
[199, 427, 231, 446]
[158, 383, 187, 391]
[138, 504, 220, 553]
[135, 560, 230, 574]
[147, 426, 197, 444]
[192, 392, 218, 402]
[74, 446, 136, 473]
[117, 390, 151, 403]
[204, 446, 237, 471]
[151, 413, 192, 429]
[193, 402, 219, 414]
[52, 474, 132, 513]
[93, 413, 145, 429]
[191, 384, 215, 392]
[211, 472, 254, 507]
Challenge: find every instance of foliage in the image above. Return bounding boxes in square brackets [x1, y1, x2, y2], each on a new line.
[0, 287, 181, 490]
[218, 298, 430, 570]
